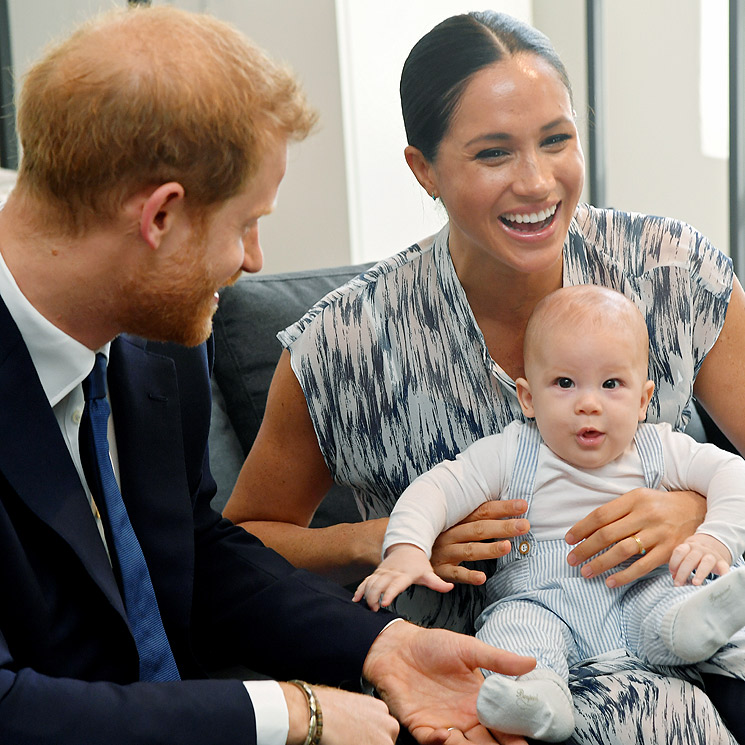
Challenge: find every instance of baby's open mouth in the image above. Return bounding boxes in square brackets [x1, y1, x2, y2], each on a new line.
[500, 203, 558, 232]
[577, 428, 604, 445]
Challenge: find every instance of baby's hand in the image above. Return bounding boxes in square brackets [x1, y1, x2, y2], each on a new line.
[669, 533, 732, 586]
[353, 544, 454, 611]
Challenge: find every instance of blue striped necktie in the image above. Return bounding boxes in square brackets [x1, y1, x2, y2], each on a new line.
[80, 353, 180, 682]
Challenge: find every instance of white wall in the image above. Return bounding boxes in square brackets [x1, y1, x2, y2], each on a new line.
[6, 0, 730, 272]
[7, 0, 115, 72]
[194, 0, 352, 273]
[532, 0, 729, 256]
[603, 0, 728, 254]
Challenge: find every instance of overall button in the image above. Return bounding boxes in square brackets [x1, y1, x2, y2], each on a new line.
[518, 540, 531, 555]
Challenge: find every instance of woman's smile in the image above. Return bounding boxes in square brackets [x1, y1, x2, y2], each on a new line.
[500, 202, 559, 232]
[423, 54, 585, 279]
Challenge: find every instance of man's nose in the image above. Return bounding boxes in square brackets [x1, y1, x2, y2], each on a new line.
[242, 231, 264, 274]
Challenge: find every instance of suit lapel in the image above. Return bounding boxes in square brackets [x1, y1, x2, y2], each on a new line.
[0, 301, 125, 618]
[108, 336, 194, 630]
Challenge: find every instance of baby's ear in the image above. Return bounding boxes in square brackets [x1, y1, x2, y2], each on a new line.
[515, 377, 535, 418]
[638, 380, 655, 421]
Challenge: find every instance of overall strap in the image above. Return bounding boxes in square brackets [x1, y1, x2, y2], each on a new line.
[633, 423, 665, 490]
[502, 421, 542, 563]
[508, 420, 543, 510]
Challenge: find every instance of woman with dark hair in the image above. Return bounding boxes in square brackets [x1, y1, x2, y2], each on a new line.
[226, 11, 745, 743]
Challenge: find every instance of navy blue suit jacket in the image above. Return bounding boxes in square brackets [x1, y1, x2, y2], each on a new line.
[0, 299, 392, 744]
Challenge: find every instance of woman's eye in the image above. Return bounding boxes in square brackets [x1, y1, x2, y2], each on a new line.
[475, 147, 509, 160]
[542, 133, 572, 148]
[602, 379, 620, 389]
[556, 378, 574, 389]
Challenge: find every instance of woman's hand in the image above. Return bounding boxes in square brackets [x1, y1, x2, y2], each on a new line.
[565, 487, 707, 587]
[430, 500, 529, 586]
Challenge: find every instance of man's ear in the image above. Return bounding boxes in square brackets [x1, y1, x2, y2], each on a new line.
[638, 380, 656, 421]
[138, 182, 186, 250]
[515, 377, 535, 418]
[404, 145, 439, 199]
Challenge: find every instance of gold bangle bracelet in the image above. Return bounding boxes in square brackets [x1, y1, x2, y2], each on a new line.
[289, 679, 323, 745]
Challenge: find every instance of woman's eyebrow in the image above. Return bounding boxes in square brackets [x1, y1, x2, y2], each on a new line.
[464, 117, 573, 148]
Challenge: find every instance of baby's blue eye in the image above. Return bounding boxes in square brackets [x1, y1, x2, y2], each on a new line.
[557, 378, 573, 389]
[603, 379, 620, 389]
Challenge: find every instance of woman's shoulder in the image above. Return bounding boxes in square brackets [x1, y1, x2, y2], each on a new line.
[572, 202, 716, 254]
[278, 233, 439, 347]
[570, 203, 731, 283]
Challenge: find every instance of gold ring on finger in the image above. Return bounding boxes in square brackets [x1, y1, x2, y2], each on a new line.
[633, 534, 646, 556]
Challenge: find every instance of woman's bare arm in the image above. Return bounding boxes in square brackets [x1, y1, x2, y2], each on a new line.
[223, 351, 388, 585]
[691, 276, 745, 456]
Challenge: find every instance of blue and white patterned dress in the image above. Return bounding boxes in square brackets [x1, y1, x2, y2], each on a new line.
[280, 204, 739, 743]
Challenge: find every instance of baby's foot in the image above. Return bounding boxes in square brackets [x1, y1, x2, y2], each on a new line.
[476, 670, 575, 742]
[662, 567, 745, 662]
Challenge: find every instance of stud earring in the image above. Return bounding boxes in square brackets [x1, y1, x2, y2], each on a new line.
[431, 192, 438, 201]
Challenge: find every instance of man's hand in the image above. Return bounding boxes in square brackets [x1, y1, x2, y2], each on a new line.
[354, 544, 454, 611]
[564, 488, 706, 587]
[362, 620, 535, 744]
[430, 500, 529, 586]
[669, 533, 731, 586]
[280, 682, 399, 745]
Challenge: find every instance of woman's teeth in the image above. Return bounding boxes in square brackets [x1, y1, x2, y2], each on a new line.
[501, 204, 558, 226]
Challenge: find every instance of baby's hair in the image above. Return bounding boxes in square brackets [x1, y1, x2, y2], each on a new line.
[524, 285, 650, 371]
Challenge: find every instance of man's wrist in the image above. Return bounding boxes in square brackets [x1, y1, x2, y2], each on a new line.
[279, 681, 317, 745]
[288, 680, 323, 745]
[362, 617, 412, 688]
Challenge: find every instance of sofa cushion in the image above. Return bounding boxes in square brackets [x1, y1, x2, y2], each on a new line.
[211, 263, 372, 524]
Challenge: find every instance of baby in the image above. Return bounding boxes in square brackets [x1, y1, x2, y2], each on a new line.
[355, 285, 745, 742]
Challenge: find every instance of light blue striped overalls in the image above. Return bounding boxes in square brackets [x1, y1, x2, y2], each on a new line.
[475, 421, 745, 681]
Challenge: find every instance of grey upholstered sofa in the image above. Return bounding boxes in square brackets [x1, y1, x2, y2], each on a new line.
[209, 263, 372, 523]
[207, 264, 732, 523]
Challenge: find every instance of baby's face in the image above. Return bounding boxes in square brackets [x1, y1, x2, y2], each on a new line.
[517, 325, 654, 469]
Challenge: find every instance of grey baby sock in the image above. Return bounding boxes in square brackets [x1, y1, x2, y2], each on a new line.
[476, 668, 575, 742]
[661, 567, 745, 662]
